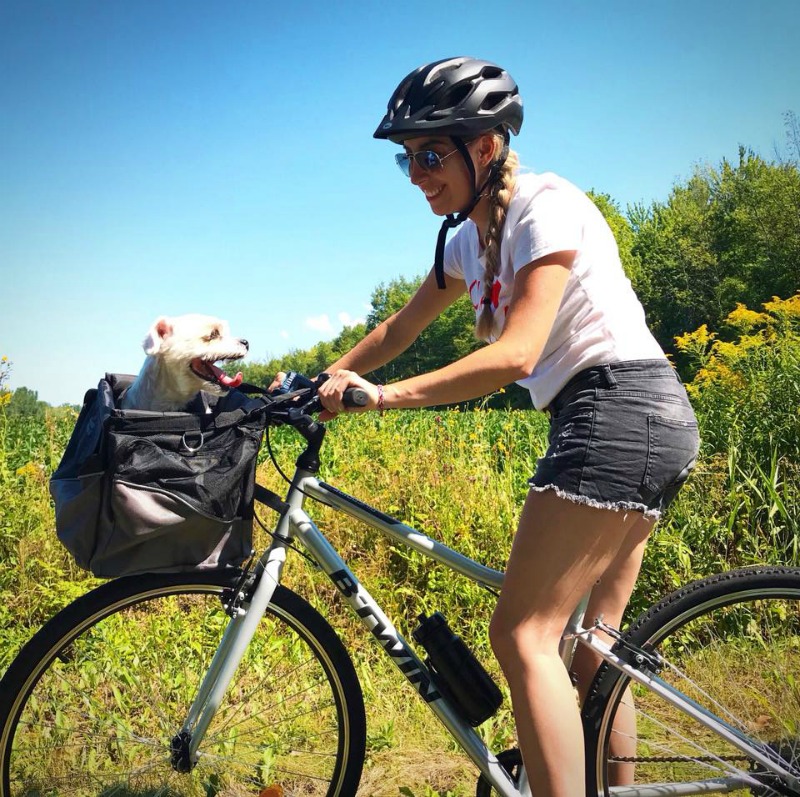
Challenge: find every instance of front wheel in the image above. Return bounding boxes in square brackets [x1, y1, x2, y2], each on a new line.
[0, 571, 366, 796]
[583, 566, 800, 797]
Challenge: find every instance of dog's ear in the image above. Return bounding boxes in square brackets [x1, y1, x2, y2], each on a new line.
[142, 317, 173, 355]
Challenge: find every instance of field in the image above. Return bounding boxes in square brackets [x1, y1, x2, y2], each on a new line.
[1, 300, 799, 795]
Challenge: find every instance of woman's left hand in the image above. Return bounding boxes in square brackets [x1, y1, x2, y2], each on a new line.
[317, 369, 380, 420]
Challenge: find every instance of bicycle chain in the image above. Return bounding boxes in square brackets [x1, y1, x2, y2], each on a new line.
[609, 754, 750, 764]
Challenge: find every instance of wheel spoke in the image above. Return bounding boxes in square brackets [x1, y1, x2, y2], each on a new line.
[1, 576, 365, 797]
[586, 568, 800, 797]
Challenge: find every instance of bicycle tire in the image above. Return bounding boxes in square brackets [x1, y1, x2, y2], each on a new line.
[0, 570, 366, 797]
[582, 566, 800, 797]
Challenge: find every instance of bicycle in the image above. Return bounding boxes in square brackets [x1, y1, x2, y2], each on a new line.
[0, 383, 799, 797]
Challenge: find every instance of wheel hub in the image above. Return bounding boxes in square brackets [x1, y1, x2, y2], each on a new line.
[748, 739, 800, 797]
[170, 730, 196, 773]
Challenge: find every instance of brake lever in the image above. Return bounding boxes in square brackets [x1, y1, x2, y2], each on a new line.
[267, 372, 368, 426]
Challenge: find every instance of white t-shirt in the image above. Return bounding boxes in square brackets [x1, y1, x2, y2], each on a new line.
[443, 171, 665, 409]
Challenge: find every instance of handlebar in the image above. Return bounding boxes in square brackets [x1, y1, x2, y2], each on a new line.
[260, 372, 368, 429]
[258, 375, 369, 473]
[285, 387, 369, 416]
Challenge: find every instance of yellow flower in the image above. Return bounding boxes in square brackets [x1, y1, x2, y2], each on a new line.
[763, 293, 800, 319]
[725, 303, 769, 333]
[675, 324, 716, 353]
[16, 462, 44, 482]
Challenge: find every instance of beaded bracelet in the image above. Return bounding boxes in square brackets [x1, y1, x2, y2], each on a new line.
[377, 384, 385, 415]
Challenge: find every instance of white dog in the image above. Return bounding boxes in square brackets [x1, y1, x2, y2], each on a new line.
[121, 314, 249, 411]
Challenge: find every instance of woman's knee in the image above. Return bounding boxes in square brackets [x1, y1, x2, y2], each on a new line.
[489, 604, 560, 669]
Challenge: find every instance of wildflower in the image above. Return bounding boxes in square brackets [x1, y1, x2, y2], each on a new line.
[675, 324, 715, 353]
[725, 303, 769, 333]
[763, 293, 800, 319]
[16, 462, 45, 482]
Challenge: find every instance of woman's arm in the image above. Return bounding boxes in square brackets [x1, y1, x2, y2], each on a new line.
[319, 251, 573, 414]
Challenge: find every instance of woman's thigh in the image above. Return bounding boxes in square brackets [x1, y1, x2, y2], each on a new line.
[492, 489, 646, 648]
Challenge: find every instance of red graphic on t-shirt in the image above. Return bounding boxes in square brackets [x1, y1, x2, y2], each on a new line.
[491, 279, 502, 309]
[469, 278, 503, 312]
[468, 279, 480, 307]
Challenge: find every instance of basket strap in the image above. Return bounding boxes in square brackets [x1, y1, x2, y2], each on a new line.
[254, 484, 289, 515]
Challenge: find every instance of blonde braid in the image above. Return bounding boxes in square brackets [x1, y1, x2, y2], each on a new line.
[475, 142, 519, 340]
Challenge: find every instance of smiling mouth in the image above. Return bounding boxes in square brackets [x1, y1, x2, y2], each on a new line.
[423, 185, 445, 200]
[189, 357, 244, 389]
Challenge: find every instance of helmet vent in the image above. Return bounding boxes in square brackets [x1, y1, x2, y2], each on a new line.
[481, 66, 503, 80]
[481, 91, 508, 112]
[446, 83, 472, 108]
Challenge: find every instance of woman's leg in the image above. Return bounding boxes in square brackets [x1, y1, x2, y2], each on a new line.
[489, 489, 648, 797]
[571, 514, 655, 785]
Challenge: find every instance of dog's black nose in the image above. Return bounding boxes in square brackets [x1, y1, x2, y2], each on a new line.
[240, 339, 249, 351]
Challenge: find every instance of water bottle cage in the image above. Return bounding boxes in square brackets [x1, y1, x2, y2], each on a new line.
[414, 612, 502, 727]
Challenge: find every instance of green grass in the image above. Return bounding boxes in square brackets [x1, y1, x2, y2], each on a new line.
[1, 361, 798, 795]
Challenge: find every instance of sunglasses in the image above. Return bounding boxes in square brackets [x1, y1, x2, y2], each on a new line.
[395, 148, 459, 177]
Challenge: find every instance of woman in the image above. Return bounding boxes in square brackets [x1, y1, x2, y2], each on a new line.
[290, 57, 700, 796]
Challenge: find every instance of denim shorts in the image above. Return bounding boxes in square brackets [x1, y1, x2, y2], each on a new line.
[529, 360, 700, 518]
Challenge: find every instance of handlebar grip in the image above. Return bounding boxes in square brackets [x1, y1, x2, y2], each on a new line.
[343, 387, 369, 408]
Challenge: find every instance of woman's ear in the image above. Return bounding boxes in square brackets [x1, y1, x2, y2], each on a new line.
[477, 134, 498, 168]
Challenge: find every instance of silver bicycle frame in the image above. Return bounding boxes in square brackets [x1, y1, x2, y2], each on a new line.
[180, 472, 799, 796]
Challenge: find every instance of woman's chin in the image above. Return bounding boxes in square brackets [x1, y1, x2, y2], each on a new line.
[425, 194, 455, 216]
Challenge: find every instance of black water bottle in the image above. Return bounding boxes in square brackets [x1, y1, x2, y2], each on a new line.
[412, 612, 502, 726]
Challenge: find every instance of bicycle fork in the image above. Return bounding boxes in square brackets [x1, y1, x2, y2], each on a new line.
[171, 502, 297, 769]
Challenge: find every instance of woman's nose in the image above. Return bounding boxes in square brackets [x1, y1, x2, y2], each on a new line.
[408, 159, 426, 184]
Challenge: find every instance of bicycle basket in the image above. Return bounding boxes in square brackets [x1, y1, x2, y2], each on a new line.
[50, 373, 269, 578]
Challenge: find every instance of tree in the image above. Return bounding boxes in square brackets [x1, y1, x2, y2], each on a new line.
[7, 387, 46, 419]
[588, 191, 641, 286]
[632, 149, 800, 350]
[363, 274, 483, 386]
[236, 322, 368, 388]
[783, 110, 799, 164]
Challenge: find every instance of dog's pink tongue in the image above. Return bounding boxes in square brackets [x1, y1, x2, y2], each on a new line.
[210, 364, 243, 388]
[222, 372, 243, 388]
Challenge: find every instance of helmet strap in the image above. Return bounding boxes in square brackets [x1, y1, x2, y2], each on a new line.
[432, 131, 510, 289]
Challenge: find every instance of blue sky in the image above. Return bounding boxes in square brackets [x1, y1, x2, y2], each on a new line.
[1, 0, 798, 406]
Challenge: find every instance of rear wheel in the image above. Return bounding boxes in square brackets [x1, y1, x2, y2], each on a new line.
[0, 571, 366, 796]
[583, 567, 800, 796]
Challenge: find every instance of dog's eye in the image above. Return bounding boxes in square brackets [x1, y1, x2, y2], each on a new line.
[205, 329, 221, 342]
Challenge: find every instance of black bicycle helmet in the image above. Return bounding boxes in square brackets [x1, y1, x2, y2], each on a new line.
[374, 56, 523, 142]
[375, 57, 524, 288]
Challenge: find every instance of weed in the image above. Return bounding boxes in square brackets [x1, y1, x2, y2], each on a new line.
[1, 298, 798, 793]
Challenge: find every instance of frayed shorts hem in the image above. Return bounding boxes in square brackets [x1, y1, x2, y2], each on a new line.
[527, 483, 662, 521]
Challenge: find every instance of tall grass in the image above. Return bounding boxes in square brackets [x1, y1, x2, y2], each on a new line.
[0, 299, 798, 794]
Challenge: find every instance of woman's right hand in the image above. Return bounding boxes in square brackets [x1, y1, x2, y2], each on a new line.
[317, 369, 379, 421]
[268, 372, 287, 393]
